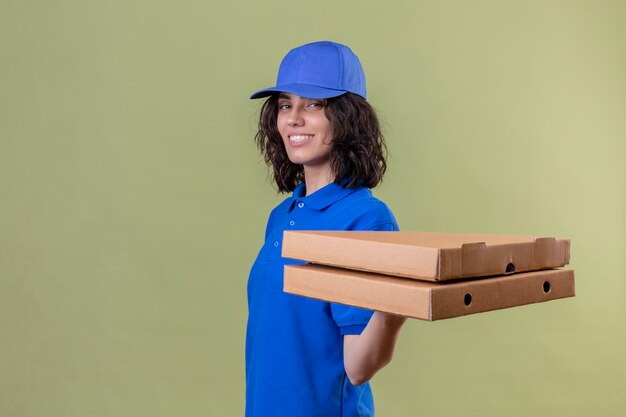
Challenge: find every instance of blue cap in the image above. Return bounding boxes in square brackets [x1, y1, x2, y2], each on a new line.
[250, 41, 367, 100]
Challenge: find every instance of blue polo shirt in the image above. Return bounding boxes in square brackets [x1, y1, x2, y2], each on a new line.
[246, 182, 399, 417]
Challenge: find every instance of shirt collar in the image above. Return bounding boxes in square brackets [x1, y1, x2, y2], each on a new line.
[291, 181, 362, 211]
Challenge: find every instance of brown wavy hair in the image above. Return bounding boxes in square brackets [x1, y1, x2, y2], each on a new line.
[255, 92, 388, 193]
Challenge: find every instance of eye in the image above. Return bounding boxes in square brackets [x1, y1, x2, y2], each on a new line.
[278, 103, 291, 111]
[306, 101, 324, 110]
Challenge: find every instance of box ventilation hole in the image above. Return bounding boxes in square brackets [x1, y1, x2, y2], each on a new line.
[543, 281, 551, 294]
[505, 263, 516, 273]
[464, 293, 472, 306]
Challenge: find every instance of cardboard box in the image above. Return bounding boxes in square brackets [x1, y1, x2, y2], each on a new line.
[284, 265, 575, 321]
[283, 231, 570, 282]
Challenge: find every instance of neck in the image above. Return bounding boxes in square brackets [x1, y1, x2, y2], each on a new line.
[303, 165, 335, 196]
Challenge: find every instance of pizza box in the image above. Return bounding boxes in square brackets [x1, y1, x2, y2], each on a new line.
[283, 264, 575, 321]
[282, 231, 570, 282]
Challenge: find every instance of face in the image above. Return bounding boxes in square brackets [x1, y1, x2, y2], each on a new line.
[276, 93, 334, 171]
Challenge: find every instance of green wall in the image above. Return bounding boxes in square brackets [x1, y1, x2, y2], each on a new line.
[1, 1, 625, 416]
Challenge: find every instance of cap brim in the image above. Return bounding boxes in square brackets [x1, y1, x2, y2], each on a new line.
[249, 83, 347, 100]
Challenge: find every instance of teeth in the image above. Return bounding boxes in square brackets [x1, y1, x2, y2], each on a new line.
[290, 135, 312, 143]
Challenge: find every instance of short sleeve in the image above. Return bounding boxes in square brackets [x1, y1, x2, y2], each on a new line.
[330, 304, 374, 335]
[360, 220, 399, 232]
[330, 201, 399, 334]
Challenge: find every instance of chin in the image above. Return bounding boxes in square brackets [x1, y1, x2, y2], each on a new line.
[285, 153, 307, 165]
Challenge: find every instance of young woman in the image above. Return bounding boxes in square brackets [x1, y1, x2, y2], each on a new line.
[247, 41, 405, 417]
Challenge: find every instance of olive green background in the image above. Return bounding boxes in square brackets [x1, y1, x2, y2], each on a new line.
[1, 1, 625, 416]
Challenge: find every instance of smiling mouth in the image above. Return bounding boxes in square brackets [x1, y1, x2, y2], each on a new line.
[289, 135, 313, 143]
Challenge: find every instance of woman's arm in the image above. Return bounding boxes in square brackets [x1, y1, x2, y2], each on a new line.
[343, 311, 407, 386]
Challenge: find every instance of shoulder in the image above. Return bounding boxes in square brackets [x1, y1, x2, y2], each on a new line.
[263, 195, 293, 240]
[268, 195, 293, 219]
[334, 187, 399, 231]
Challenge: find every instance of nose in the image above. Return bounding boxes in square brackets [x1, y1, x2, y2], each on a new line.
[287, 107, 303, 127]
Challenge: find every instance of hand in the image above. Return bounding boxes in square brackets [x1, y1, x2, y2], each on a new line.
[343, 311, 406, 386]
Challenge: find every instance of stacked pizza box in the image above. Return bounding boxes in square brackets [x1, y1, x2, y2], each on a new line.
[282, 231, 575, 321]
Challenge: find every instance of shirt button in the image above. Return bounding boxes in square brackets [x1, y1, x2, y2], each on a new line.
[273, 240, 279, 247]
[289, 220, 295, 226]
[297, 202, 305, 208]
